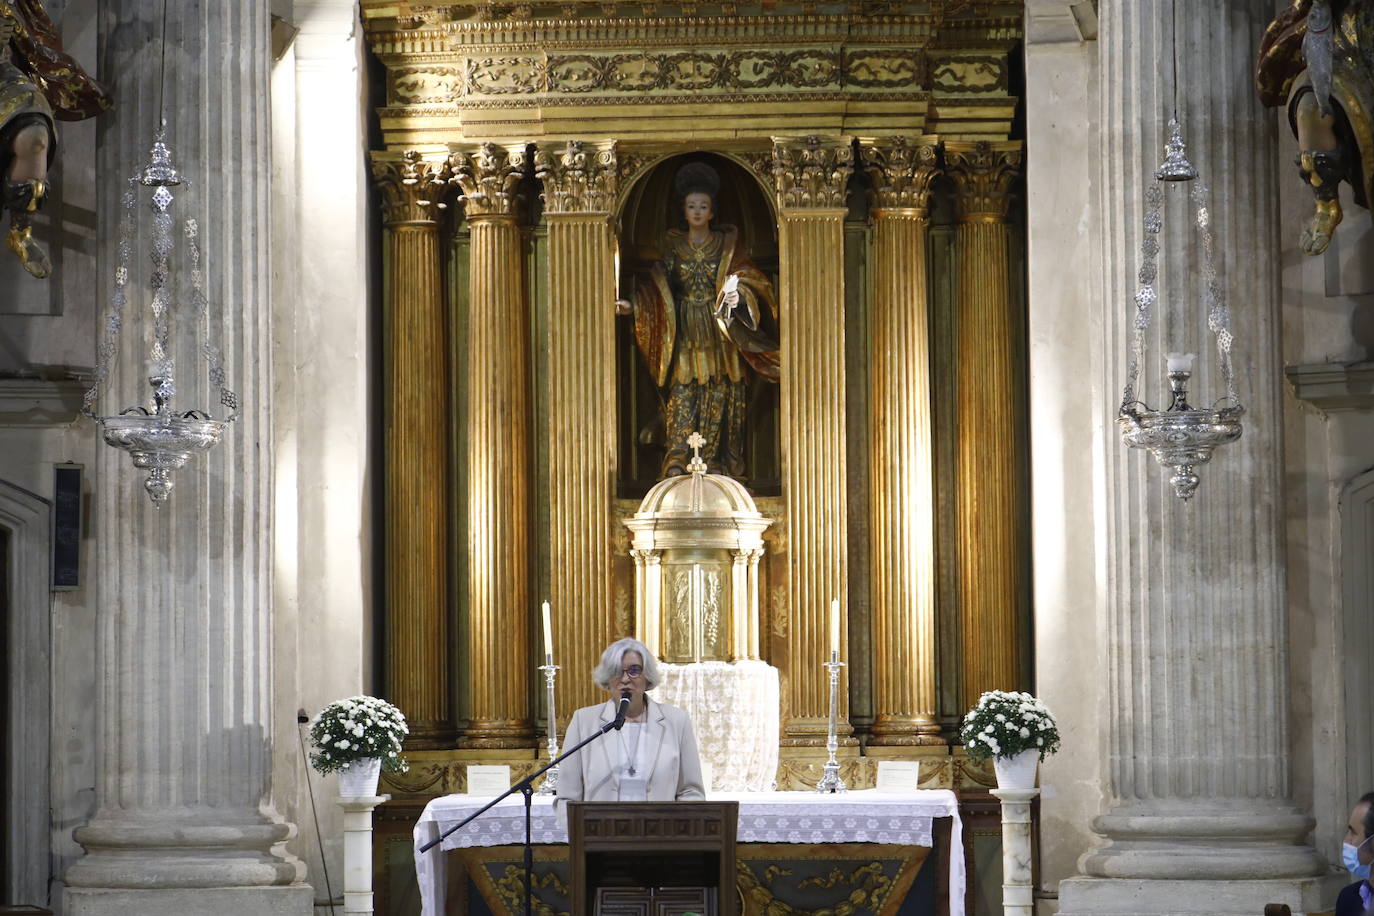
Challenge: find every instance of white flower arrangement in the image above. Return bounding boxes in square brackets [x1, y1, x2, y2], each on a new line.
[308, 695, 410, 776]
[958, 690, 1061, 762]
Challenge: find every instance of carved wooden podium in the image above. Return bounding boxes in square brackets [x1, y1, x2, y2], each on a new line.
[567, 801, 739, 916]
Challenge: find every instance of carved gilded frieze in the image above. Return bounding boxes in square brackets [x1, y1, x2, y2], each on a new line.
[929, 55, 1005, 94]
[364, 2, 1000, 28]
[390, 49, 932, 105]
[859, 136, 939, 212]
[534, 140, 618, 212]
[771, 136, 855, 209]
[364, 4, 1021, 143]
[449, 142, 528, 217]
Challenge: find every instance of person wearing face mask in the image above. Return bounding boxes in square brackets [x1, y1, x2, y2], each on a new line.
[554, 637, 705, 827]
[1336, 792, 1374, 916]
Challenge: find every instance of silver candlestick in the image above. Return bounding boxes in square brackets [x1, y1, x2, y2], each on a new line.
[536, 657, 561, 796]
[816, 650, 847, 793]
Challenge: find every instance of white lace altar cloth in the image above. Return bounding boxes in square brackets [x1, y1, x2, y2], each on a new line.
[652, 660, 779, 792]
[414, 790, 963, 916]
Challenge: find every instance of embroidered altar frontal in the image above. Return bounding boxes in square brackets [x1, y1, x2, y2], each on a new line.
[449, 843, 937, 916]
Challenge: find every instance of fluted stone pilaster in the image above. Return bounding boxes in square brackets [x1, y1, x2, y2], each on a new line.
[860, 137, 943, 746]
[1058, 3, 1327, 912]
[373, 151, 455, 749]
[534, 141, 619, 717]
[946, 140, 1024, 710]
[771, 136, 853, 741]
[451, 142, 535, 748]
[65, 2, 310, 913]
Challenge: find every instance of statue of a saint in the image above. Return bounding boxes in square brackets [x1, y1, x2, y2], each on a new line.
[1, 1, 111, 278]
[1257, 0, 1374, 254]
[616, 162, 780, 479]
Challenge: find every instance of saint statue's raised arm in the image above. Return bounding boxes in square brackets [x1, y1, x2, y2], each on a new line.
[1, 0, 112, 278]
[616, 162, 780, 479]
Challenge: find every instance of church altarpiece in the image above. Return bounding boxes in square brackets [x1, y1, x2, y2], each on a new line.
[360, 1, 1029, 808]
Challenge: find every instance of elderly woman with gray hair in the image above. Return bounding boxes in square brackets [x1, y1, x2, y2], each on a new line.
[555, 637, 705, 818]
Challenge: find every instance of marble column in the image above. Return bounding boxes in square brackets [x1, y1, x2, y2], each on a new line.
[336, 795, 389, 915]
[64, 2, 311, 913]
[945, 140, 1025, 709]
[859, 137, 943, 746]
[533, 140, 619, 717]
[1058, 2, 1329, 914]
[372, 151, 455, 749]
[771, 136, 854, 741]
[992, 788, 1039, 916]
[451, 142, 535, 748]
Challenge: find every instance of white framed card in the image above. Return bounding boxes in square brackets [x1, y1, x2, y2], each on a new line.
[467, 764, 512, 797]
[875, 760, 921, 793]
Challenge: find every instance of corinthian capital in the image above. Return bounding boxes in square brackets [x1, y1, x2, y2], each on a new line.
[771, 135, 855, 210]
[860, 137, 940, 214]
[371, 151, 452, 225]
[449, 142, 529, 219]
[944, 140, 1022, 221]
[534, 140, 619, 214]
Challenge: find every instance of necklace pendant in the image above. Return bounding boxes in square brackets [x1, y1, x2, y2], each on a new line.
[628, 765, 636, 776]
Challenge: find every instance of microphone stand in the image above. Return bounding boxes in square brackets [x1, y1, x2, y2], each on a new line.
[418, 696, 631, 916]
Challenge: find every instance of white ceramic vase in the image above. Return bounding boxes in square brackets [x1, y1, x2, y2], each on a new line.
[993, 748, 1039, 789]
[338, 756, 382, 797]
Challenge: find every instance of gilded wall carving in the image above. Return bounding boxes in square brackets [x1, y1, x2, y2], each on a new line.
[372, 150, 452, 223]
[944, 140, 1022, 219]
[930, 55, 1005, 93]
[771, 136, 855, 209]
[534, 140, 619, 212]
[390, 49, 931, 104]
[860, 136, 939, 211]
[450, 142, 528, 216]
[364, 3, 1020, 142]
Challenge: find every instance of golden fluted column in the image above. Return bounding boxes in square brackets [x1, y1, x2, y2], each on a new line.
[533, 140, 619, 716]
[945, 140, 1025, 709]
[771, 136, 854, 742]
[372, 151, 455, 748]
[860, 137, 944, 746]
[451, 142, 535, 748]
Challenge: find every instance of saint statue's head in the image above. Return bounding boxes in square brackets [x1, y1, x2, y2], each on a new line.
[674, 161, 720, 230]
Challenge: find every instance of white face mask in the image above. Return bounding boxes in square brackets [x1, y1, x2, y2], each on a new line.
[1344, 839, 1372, 879]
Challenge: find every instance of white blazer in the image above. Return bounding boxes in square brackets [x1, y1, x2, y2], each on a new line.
[555, 696, 705, 822]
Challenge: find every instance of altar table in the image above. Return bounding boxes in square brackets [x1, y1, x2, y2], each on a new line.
[414, 790, 964, 916]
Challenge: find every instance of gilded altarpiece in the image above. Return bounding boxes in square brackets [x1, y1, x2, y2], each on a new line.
[362, 1, 1027, 802]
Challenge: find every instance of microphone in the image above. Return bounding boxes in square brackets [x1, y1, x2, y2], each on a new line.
[614, 690, 631, 730]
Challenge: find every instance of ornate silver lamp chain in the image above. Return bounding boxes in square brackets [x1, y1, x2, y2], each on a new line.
[1121, 161, 1239, 414]
[1117, 119, 1244, 501]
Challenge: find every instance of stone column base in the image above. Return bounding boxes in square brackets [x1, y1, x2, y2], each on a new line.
[64, 885, 314, 916]
[1057, 874, 1347, 916]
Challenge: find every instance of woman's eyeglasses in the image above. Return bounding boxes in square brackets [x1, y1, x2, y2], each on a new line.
[619, 665, 644, 679]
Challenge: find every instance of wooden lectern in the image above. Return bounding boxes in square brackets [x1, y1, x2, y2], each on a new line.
[567, 801, 739, 916]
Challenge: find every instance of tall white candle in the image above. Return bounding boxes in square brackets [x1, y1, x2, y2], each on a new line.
[541, 601, 553, 661]
[829, 598, 840, 656]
